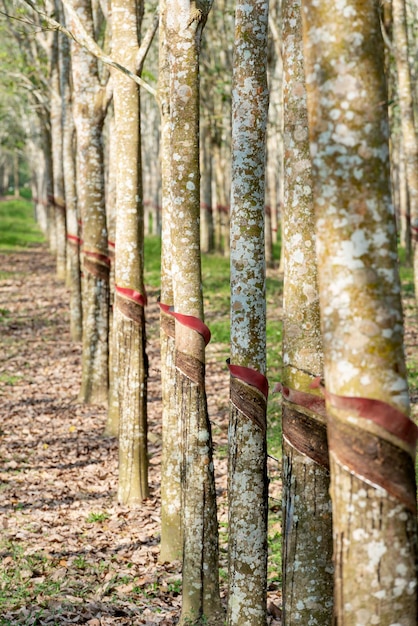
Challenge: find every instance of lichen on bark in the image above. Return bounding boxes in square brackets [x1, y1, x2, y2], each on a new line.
[227, 0, 269, 623]
[167, 1, 222, 622]
[301, 1, 418, 622]
[158, 0, 183, 561]
[281, 2, 333, 623]
[111, 0, 149, 504]
[70, 0, 109, 406]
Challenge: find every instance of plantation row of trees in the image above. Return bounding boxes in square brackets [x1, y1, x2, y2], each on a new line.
[1, 0, 418, 624]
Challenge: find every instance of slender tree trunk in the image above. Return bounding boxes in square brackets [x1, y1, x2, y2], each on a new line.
[392, 0, 418, 297]
[112, 0, 149, 505]
[106, 112, 119, 437]
[281, 2, 333, 624]
[399, 147, 412, 263]
[167, 2, 222, 621]
[200, 121, 214, 254]
[69, 0, 109, 405]
[50, 26, 67, 281]
[13, 152, 19, 197]
[227, 0, 269, 624]
[60, 11, 82, 342]
[27, 119, 49, 234]
[301, 1, 418, 622]
[43, 122, 56, 254]
[267, 0, 283, 248]
[158, 0, 183, 562]
[213, 141, 230, 255]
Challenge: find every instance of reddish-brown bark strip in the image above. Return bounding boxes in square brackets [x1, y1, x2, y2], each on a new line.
[282, 406, 329, 469]
[159, 303, 211, 346]
[115, 294, 144, 325]
[115, 285, 147, 307]
[328, 414, 417, 514]
[229, 377, 267, 433]
[228, 362, 269, 399]
[326, 392, 418, 451]
[67, 234, 83, 245]
[83, 250, 111, 267]
[274, 382, 326, 418]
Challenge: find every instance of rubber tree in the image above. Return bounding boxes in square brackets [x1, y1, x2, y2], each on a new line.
[49, 6, 67, 281]
[158, 0, 183, 562]
[67, 0, 111, 405]
[111, 0, 149, 504]
[226, 0, 269, 623]
[280, 1, 333, 623]
[3, 1, 56, 247]
[166, 0, 222, 622]
[301, 1, 418, 622]
[59, 6, 82, 342]
[392, 0, 418, 301]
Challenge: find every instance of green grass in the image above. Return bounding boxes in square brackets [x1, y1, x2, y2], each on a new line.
[0, 372, 22, 386]
[407, 360, 418, 393]
[0, 542, 61, 611]
[86, 511, 110, 523]
[144, 235, 162, 288]
[0, 198, 44, 250]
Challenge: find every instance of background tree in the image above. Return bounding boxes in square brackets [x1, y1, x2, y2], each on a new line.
[301, 1, 418, 622]
[112, 0, 158, 505]
[66, 0, 111, 405]
[49, 11, 67, 281]
[227, 0, 269, 623]
[0, 2, 56, 243]
[59, 7, 82, 342]
[280, 1, 333, 623]
[392, 0, 418, 301]
[112, 0, 148, 504]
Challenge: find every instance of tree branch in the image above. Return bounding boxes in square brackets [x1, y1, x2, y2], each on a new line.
[18, 0, 158, 98]
[137, 8, 159, 74]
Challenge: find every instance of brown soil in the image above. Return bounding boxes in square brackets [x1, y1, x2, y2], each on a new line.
[0, 246, 282, 625]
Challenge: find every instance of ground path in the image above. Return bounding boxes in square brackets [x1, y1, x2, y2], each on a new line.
[0, 245, 282, 625]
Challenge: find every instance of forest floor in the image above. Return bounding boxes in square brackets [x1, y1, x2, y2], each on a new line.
[0, 245, 283, 625]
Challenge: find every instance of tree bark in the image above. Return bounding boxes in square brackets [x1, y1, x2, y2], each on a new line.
[158, 0, 183, 562]
[112, 0, 149, 504]
[227, 0, 269, 623]
[392, 0, 418, 296]
[281, 2, 333, 624]
[301, 1, 418, 622]
[68, 0, 110, 406]
[167, 1, 222, 621]
[60, 9, 82, 342]
[50, 25, 67, 281]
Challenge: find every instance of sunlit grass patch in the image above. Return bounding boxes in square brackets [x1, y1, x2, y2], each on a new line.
[85, 511, 110, 524]
[0, 199, 44, 250]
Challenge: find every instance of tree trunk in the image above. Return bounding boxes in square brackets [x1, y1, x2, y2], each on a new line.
[200, 121, 214, 254]
[105, 112, 119, 437]
[281, 2, 334, 624]
[60, 10, 82, 342]
[69, 0, 109, 406]
[267, 0, 284, 248]
[112, 0, 149, 504]
[167, 1, 222, 621]
[301, 1, 418, 622]
[50, 26, 67, 281]
[13, 152, 19, 198]
[227, 0, 269, 623]
[158, 0, 183, 562]
[392, 0, 418, 298]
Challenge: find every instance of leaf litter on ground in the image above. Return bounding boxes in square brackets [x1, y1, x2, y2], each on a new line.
[0, 246, 283, 625]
